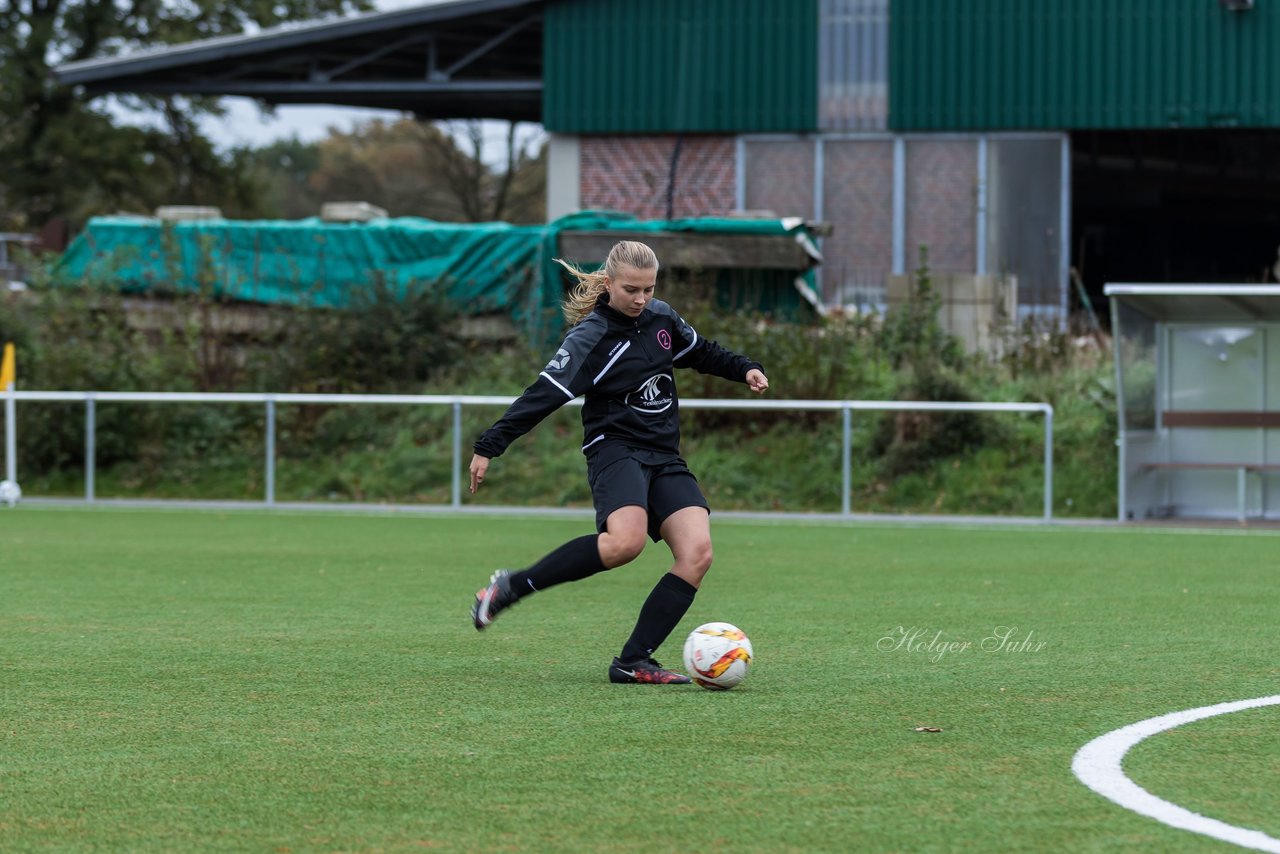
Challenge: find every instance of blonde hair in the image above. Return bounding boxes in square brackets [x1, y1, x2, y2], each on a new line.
[558, 240, 659, 325]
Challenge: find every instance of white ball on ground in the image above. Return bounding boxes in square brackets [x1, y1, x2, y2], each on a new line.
[0, 479, 21, 507]
[683, 621, 753, 690]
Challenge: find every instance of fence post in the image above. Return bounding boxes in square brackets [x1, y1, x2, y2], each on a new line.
[1043, 406, 1054, 521]
[841, 404, 852, 517]
[451, 400, 463, 509]
[85, 395, 96, 502]
[4, 383, 15, 492]
[265, 397, 276, 505]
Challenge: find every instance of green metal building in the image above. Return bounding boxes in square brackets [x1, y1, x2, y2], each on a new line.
[544, 0, 818, 133]
[536, 0, 1280, 315]
[891, 0, 1280, 131]
[541, 0, 1280, 133]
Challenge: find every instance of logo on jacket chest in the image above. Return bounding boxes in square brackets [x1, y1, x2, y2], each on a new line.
[626, 374, 674, 414]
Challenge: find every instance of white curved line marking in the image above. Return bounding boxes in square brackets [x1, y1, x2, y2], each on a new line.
[1072, 695, 1280, 852]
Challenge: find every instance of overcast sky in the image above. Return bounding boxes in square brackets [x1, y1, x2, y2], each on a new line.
[200, 99, 410, 150]
[202, 99, 545, 168]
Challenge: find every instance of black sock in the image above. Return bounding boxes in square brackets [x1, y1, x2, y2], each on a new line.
[618, 573, 697, 663]
[508, 534, 607, 599]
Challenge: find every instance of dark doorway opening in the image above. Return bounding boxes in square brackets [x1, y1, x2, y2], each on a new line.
[1072, 129, 1280, 318]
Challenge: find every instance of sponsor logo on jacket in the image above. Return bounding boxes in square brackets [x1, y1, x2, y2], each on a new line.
[626, 374, 674, 413]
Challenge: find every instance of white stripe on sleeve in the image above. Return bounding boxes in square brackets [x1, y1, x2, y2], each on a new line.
[539, 371, 576, 400]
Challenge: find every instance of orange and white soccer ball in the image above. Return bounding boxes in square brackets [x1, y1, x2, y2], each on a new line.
[683, 622, 753, 690]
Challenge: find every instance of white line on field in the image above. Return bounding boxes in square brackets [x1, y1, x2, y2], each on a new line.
[1072, 695, 1280, 852]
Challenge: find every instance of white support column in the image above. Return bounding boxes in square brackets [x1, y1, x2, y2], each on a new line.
[976, 135, 989, 276]
[892, 136, 906, 276]
[813, 136, 825, 223]
[814, 136, 825, 302]
[735, 136, 747, 212]
[546, 133, 581, 221]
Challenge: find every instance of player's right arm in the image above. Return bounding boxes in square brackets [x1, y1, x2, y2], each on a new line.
[471, 319, 604, 477]
[469, 453, 490, 494]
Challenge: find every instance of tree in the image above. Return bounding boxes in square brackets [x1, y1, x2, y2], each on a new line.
[234, 136, 326, 221]
[0, 0, 371, 230]
[306, 119, 468, 220]
[430, 119, 546, 223]
[283, 117, 546, 224]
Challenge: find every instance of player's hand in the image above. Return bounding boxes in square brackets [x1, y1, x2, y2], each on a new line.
[746, 369, 769, 394]
[469, 454, 491, 494]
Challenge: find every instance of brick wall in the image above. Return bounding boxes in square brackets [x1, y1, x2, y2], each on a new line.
[904, 140, 977, 273]
[574, 134, 999, 308]
[743, 140, 814, 219]
[580, 136, 737, 219]
[823, 140, 894, 305]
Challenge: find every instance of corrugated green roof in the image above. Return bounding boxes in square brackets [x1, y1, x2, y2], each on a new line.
[544, 0, 817, 133]
[891, 0, 1280, 130]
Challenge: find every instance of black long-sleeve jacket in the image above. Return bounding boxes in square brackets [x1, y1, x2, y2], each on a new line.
[474, 296, 762, 460]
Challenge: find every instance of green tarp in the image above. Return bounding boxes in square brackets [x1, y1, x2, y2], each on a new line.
[56, 210, 819, 343]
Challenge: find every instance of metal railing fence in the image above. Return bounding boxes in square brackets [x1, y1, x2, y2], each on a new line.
[3, 390, 1055, 519]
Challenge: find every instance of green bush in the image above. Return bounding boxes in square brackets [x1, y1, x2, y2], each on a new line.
[869, 370, 1002, 479]
[263, 276, 464, 394]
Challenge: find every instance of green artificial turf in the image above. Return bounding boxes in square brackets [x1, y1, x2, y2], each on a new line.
[2, 507, 1277, 852]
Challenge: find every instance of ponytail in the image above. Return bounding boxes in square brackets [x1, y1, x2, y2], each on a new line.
[558, 240, 659, 325]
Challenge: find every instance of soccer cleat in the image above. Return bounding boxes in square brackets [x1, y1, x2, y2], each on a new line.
[608, 657, 692, 685]
[472, 569, 518, 631]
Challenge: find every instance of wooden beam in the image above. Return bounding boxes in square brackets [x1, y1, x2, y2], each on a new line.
[557, 230, 815, 271]
[1141, 462, 1280, 471]
[1162, 410, 1280, 428]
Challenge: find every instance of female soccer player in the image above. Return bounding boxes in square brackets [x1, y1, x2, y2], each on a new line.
[468, 240, 769, 684]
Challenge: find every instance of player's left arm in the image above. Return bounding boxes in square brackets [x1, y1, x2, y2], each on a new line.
[667, 305, 768, 393]
[744, 367, 769, 394]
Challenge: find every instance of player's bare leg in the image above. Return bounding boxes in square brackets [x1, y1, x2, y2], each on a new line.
[659, 506, 713, 589]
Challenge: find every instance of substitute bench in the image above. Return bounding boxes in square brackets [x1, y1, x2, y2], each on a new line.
[1106, 284, 1280, 523]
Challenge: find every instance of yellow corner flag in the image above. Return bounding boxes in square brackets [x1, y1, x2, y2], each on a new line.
[0, 343, 14, 391]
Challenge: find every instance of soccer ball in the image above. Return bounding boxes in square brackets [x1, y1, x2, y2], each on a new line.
[0, 479, 20, 508]
[682, 622, 753, 690]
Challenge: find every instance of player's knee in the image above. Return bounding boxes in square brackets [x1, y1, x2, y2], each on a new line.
[700, 541, 714, 573]
[692, 540, 713, 576]
[679, 539, 713, 582]
[601, 530, 647, 567]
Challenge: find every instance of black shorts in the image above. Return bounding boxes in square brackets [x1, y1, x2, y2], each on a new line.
[587, 453, 709, 542]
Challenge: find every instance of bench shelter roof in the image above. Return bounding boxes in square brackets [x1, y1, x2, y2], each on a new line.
[1104, 284, 1280, 323]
